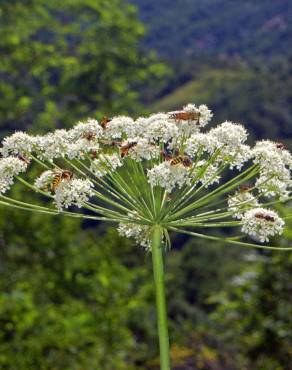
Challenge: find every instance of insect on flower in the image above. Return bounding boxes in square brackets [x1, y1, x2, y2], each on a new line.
[100, 116, 111, 129]
[51, 170, 74, 192]
[17, 154, 30, 165]
[238, 184, 252, 192]
[83, 132, 96, 141]
[170, 155, 192, 167]
[120, 141, 138, 158]
[168, 110, 200, 122]
[276, 142, 286, 150]
[254, 212, 275, 222]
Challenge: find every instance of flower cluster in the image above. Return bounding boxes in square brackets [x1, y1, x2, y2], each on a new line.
[1, 102, 291, 248]
[54, 179, 94, 210]
[241, 208, 285, 243]
[0, 157, 28, 193]
[118, 222, 152, 249]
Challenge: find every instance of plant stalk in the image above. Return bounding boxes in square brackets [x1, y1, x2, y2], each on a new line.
[151, 225, 170, 370]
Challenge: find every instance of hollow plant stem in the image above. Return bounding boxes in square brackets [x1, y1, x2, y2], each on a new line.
[151, 225, 170, 370]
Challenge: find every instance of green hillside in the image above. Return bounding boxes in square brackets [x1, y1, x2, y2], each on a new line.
[153, 59, 292, 143]
[132, 0, 292, 60]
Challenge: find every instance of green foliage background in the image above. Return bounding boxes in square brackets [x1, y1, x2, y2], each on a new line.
[0, 0, 292, 369]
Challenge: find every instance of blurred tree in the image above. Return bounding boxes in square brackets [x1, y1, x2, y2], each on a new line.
[210, 215, 292, 370]
[0, 204, 153, 369]
[0, 0, 166, 135]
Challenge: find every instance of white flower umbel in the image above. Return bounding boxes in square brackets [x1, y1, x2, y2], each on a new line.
[34, 170, 55, 190]
[128, 139, 160, 161]
[241, 208, 285, 243]
[185, 133, 218, 156]
[68, 118, 102, 141]
[183, 103, 213, 127]
[228, 190, 259, 219]
[0, 157, 28, 193]
[118, 222, 152, 249]
[147, 161, 191, 193]
[104, 116, 136, 139]
[90, 153, 122, 177]
[54, 178, 94, 210]
[1, 102, 292, 250]
[142, 113, 179, 143]
[1, 131, 36, 157]
[36, 130, 71, 161]
[2, 102, 292, 370]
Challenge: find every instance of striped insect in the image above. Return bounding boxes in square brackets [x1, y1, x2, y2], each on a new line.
[120, 141, 138, 158]
[51, 170, 74, 192]
[238, 184, 252, 193]
[254, 212, 275, 222]
[168, 110, 200, 122]
[170, 155, 192, 168]
[100, 116, 111, 129]
[276, 142, 286, 150]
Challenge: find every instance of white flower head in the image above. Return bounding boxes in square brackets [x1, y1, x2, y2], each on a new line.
[142, 113, 179, 143]
[252, 140, 292, 176]
[118, 222, 152, 249]
[183, 103, 213, 127]
[127, 139, 160, 161]
[147, 161, 191, 193]
[193, 160, 221, 187]
[36, 130, 71, 161]
[104, 116, 135, 139]
[34, 170, 55, 190]
[210, 121, 248, 148]
[185, 132, 218, 156]
[255, 168, 292, 200]
[1, 131, 36, 157]
[54, 178, 94, 210]
[228, 189, 259, 219]
[68, 118, 103, 142]
[90, 153, 122, 177]
[241, 207, 284, 243]
[0, 157, 28, 193]
[65, 139, 100, 160]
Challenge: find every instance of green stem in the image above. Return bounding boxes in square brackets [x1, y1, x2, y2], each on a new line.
[151, 226, 170, 370]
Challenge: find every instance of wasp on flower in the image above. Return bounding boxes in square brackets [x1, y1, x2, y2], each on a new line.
[1, 103, 292, 370]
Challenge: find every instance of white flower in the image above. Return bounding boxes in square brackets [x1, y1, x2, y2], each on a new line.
[35, 130, 71, 160]
[1, 131, 36, 157]
[54, 178, 94, 210]
[192, 160, 221, 187]
[65, 139, 100, 160]
[255, 168, 292, 200]
[0, 157, 28, 193]
[104, 116, 135, 139]
[183, 103, 213, 127]
[34, 170, 55, 190]
[228, 190, 259, 219]
[147, 161, 191, 193]
[210, 121, 248, 148]
[185, 133, 218, 156]
[241, 208, 284, 243]
[141, 113, 179, 143]
[252, 140, 292, 174]
[118, 222, 152, 249]
[223, 144, 252, 170]
[90, 153, 122, 177]
[127, 139, 160, 161]
[68, 118, 102, 141]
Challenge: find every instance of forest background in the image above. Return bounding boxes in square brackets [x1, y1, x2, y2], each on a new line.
[0, 1, 292, 369]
